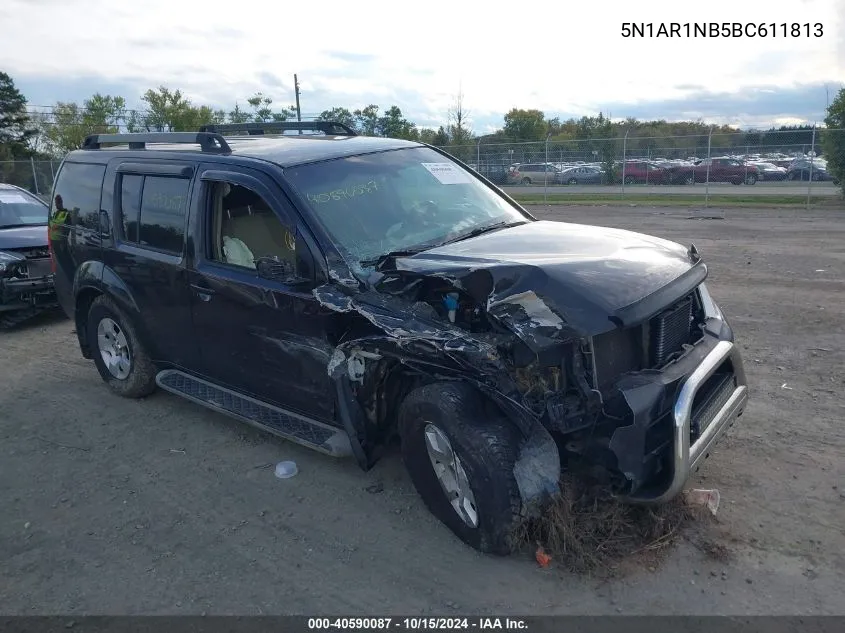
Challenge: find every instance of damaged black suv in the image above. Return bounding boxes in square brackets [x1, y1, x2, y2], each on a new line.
[50, 122, 748, 554]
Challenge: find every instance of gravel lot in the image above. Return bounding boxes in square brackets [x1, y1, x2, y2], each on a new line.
[2, 205, 844, 615]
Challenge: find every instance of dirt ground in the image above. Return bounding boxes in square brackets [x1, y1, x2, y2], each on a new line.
[1, 205, 844, 615]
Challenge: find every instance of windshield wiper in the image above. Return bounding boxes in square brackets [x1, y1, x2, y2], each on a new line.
[360, 245, 433, 269]
[444, 220, 526, 245]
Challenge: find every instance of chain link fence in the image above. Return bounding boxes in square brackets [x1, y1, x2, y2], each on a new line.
[0, 158, 62, 201]
[438, 128, 845, 206]
[2, 129, 843, 206]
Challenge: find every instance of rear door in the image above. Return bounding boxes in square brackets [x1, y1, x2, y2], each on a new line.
[185, 163, 336, 423]
[101, 159, 199, 369]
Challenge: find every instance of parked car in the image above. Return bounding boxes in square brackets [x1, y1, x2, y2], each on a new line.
[751, 162, 788, 181]
[473, 164, 510, 185]
[670, 157, 759, 185]
[787, 159, 833, 181]
[49, 123, 748, 554]
[0, 183, 57, 327]
[509, 163, 564, 185]
[561, 165, 604, 185]
[620, 161, 672, 185]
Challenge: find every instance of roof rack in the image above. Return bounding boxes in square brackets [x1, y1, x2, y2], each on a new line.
[82, 132, 231, 153]
[198, 121, 357, 136]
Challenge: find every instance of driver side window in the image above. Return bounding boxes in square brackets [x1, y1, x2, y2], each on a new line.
[207, 181, 296, 272]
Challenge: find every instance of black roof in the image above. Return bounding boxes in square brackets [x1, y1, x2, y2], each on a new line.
[68, 134, 423, 168]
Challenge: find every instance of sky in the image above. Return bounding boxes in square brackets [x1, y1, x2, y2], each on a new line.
[1, 0, 844, 133]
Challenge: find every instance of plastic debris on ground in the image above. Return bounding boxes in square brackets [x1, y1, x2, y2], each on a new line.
[274, 461, 298, 479]
[535, 545, 552, 568]
[683, 489, 721, 516]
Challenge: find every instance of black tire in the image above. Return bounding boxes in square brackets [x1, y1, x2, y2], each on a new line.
[684, 175, 695, 185]
[745, 174, 757, 185]
[624, 176, 635, 185]
[521, 177, 531, 185]
[567, 178, 578, 185]
[398, 382, 522, 555]
[87, 295, 157, 398]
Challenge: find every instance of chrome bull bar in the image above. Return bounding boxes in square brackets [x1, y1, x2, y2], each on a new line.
[627, 339, 748, 504]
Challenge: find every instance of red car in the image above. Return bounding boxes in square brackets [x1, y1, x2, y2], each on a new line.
[620, 161, 672, 184]
[670, 158, 759, 185]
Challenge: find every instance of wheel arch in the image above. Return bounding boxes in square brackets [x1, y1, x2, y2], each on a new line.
[72, 262, 152, 360]
[340, 342, 561, 512]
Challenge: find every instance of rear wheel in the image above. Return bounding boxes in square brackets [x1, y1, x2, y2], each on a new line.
[683, 175, 695, 185]
[624, 176, 636, 185]
[521, 177, 531, 185]
[398, 382, 522, 555]
[87, 295, 157, 398]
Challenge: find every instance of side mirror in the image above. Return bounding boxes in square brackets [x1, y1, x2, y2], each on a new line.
[255, 256, 311, 288]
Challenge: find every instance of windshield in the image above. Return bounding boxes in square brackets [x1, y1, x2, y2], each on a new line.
[284, 147, 529, 265]
[0, 189, 48, 228]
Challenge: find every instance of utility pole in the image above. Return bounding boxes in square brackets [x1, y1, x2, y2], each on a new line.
[294, 74, 302, 134]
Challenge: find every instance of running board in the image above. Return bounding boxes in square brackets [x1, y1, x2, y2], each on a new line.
[155, 369, 353, 458]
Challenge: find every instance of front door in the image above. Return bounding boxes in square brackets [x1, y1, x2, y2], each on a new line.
[186, 165, 336, 424]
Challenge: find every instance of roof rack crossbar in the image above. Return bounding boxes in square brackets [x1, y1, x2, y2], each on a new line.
[82, 132, 231, 153]
[198, 121, 357, 136]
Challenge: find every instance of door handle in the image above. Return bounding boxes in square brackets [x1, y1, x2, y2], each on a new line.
[190, 283, 216, 301]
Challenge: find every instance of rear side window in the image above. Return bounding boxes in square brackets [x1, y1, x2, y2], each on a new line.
[118, 174, 190, 255]
[51, 162, 106, 230]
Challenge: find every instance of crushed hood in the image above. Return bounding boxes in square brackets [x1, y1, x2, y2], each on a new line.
[389, 220, 705, 339]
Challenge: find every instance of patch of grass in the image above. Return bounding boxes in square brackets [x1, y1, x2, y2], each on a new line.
[513, 474, 714, 576]
[511, 193, 841, 208]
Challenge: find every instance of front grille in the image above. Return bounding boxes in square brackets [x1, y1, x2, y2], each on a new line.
[649, 295, 694, 366]
[591, 291, 702, 391]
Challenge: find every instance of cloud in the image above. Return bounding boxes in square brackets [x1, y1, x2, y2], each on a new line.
[2, 0, 843, 131]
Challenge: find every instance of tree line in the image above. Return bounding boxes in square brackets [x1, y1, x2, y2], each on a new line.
[1, 69, 843, 192]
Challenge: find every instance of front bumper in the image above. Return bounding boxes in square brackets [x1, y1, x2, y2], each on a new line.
[0, 274, 58, 311]
[626, 339, 748, 503]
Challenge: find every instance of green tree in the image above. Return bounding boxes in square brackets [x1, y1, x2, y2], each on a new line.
[421, 126, 449, 146]
[821, 88, 845, 194]
[246, 92, 296, 122]
[127, 86, 221, 132]
[0, 71, 34, 158]
[503, 108, 546, 141]
[354, 105, 380, 136]
[316, 107, 356, 130]
[379, 105, 418, 140]
[45, 94, 126, 154]
[227, 104, 251, 124]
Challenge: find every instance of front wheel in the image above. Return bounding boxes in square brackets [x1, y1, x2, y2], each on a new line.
[399, 382, 522, 555]
[624, 176, 636, 185]
[521, 177, 531, 185]
[567, 178, 578, 185]
[744, 174, 758, 185]
[87, 295, 157, 398]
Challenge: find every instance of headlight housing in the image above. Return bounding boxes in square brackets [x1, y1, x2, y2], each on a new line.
[698, 282, 723, 320]
[0, 250, 25, 273]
